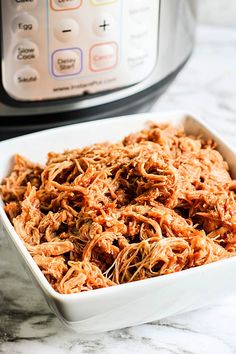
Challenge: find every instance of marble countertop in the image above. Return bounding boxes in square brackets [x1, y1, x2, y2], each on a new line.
[1, 25, 236, 354]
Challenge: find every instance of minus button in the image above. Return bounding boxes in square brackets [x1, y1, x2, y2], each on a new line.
[54, 19, 79, 42]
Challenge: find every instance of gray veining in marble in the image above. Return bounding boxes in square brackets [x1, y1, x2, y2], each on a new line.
[1, 25, 236, 354]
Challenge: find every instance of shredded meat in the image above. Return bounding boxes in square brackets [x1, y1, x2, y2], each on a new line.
[1, 123, 236, 294]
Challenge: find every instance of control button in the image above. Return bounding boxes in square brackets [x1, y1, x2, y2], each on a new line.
[50, 0, 82, 11]
[93, 13, 115, 37]
[127, 52, 149, 71]
[129, 1, 151, 24]
[54, 19, 79, 42]
[89, 42, 118, 72]
[12, 14, 38, 36]
[129, 22, 149, 50]
[52, 48, 82, 77]
[12, 0, 38, 10]
[91, 0, 117, 5]
[14, 41, 39, 63]
[14, 66, 39, 87]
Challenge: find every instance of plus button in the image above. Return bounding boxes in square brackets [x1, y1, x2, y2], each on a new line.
[93, 14, 114, 37]
[99, 20, 110, 31]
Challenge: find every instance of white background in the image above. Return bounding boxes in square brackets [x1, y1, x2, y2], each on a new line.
[198, 0, 236, 27]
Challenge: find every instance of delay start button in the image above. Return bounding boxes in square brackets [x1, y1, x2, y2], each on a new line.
[14, 41, 39, 62]
[52, 48, 82, 77]
[14, 66, 39, 87]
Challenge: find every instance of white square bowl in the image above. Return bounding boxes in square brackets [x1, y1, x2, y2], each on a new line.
[1, 112, 236, 334]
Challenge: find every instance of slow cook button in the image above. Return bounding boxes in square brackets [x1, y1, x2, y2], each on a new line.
[14, 66, 39, 87]
[14, 41, 39, 62]
[12, 14, 38, 36]
[52, 48, 82, 77]
[51, 0, 82, 11]
[12, 0, 38, 10]
[89, 42, 118, 72]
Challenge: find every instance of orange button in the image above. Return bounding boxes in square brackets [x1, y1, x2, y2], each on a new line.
[89, 42, 118, 72]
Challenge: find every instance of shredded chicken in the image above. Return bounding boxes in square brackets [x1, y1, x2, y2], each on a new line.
[1, 122, 236, 294]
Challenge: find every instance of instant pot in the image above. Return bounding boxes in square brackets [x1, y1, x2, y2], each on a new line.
[0, 0, 197, 139]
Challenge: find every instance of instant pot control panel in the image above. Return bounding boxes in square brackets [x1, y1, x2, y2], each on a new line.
[1, 0, 159, 102]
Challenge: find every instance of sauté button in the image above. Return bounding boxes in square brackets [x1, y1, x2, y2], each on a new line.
[14, 66, 39, 87]
[89, 42, 118, 72]
[51, 0, 82, 11]
[52, 48, 82, 77]
[93, 13, 115, 37]
[14, 41, 39, 63]
[12, 14, 38, 36]
[54, 19, 79, 42]
[12, 0, 38, 10]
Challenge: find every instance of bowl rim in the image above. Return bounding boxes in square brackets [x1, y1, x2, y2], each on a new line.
[0, 110, 236, 303]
